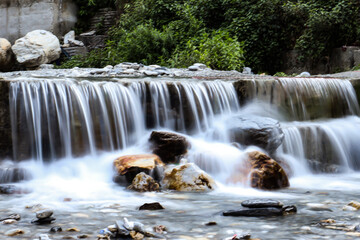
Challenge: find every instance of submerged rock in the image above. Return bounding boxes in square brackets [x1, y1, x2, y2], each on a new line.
[113, 154, 164, 183]
[149, 131, 189, 163]
[241, 199, 283, 208]
[12, 30, 61, 68]
[226, 116, 284, 153]
[127, 172, 160, 192]
[162, 163, 216, 192]
[139, 202, 164, 210]
[5, 229, 25, 236]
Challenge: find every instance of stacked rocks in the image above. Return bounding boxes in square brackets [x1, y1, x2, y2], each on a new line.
[223, 199, 297, 217]
[31, 209, 55, 225]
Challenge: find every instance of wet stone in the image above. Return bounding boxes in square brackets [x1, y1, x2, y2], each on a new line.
[50, 226, 63, 232]
[0, 213, 21, 221]
[2, 219, 17, 224]
[153, 225, 166, 234]
[205, 221, 217, 226]
[0, 184, 18, 194]
[36, 209, 53, 219]
[282, 205, 297, 215]
[241, 199, 283, 208]
[31, 217, 56, 225]
[139, 202, 164, 210]
[5, 228, 25, 236]
[223, 207, 283, 217]
[232, 233, 251, 240]
[355, 225, 360, 232]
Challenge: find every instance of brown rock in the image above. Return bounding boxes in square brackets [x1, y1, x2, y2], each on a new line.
[229, 151, 289, 190]
[0, 38, 15, 72]
[127, 172, 160, 192]
[149, 131, 189, 163]
[162, 163, 216, 192]
[113, 154, 164, 183]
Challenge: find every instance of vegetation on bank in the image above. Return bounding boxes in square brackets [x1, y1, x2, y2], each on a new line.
[61, 0, 360, 74]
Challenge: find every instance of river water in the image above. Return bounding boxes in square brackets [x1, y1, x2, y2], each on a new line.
[1, 77, 360, 239]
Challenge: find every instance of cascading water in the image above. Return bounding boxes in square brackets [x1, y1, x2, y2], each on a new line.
[2, 75, 360, 239]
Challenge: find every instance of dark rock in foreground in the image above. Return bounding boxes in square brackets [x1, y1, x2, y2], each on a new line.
[241, 199, 283, 208]
[223, 207, 283, 217]
[139, 202, 164, 210]
[31, 217, 56, 225]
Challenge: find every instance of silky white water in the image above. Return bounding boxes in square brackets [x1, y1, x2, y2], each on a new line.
[2, 77, 360, 239]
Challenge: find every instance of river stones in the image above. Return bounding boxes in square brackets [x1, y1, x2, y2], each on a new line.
[162, 163, 216, 192]
[113, 154, 164, 183]
[31, 209, 55, 225]
[139, 202, 164, 210]
[241, 199, 283, 208]
[127, 172, 160, 192]
[0, 213, 21, 221]
[36, 209, 53, 219]
[149, 131, 189, 164]
[5, 229, 25, 236]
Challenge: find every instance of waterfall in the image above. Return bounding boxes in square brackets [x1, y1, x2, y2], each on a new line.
[9, 78, 240, 162]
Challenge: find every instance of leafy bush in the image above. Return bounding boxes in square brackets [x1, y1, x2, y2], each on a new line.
[169, 30, 245, 71]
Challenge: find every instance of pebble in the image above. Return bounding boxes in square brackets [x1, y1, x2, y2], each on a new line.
[306, 203, 332, 212]
[77, 234, 89, 238]
[66, 227, 80, 232]
[348, 201, 360, 210]
[50, 226, 63, 232]
[0, 213, 21, 221]
[205, 222, 217, 226]
[343, 205, 358, 211]
[241, 199, 283, 208]
[31, 217, 56, 225]
[36, 209, 54, 219]
[282, 205, 297, 215]
[130, 231, 144, 240]
[2, 219, 17, 224]
[153, 225, 167, 234]
[139, 202, 164, 210]
[5, 228, 25, 236]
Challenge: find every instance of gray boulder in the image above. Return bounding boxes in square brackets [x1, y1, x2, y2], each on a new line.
[226, 116, 284, 153]
[12, 30, 61, 68]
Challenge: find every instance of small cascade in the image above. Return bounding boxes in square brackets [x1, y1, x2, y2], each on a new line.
[9, 79, 240, 162]
[278, 117, 360, 172]
[248, 77, 360, 120]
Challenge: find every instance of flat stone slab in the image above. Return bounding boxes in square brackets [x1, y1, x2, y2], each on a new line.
[223, 207, 283, 217]
[241, 199, 283, 208]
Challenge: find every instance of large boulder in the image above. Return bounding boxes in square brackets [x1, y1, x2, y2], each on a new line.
[247, 151, 289, 190]
[226, 116, 284, 153]
[149, 131, 189, 164]
[113, 154, 164, 183]
[0, 38, 14, 71]
[162, 163, 216, 192]
[11, 30, 61, 68]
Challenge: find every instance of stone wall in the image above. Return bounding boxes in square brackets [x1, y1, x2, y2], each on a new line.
[0, 0, 77, 43]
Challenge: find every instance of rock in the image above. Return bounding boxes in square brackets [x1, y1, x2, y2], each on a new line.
[306, 203, 332, 212]
[193, 63, 207, 69]
[162, 163, 216, 192]
[223, 207, 283, 217]
[226, 116, 284, 153]
[205, 222, 217, 226]
[0, 184, 19, 194]
[348, 201, 360, 210]
[0, 213, 21, 221]
[188, 65, 200, 71]
[31, 217, 56, 225]
[231, 233, 251, 240]
[77, 234, 89, 239]
[144, 70, 159, 76]
[36, 209, 53, 219]
[241, 199, 283, 208]
[127, 172, 160, 192]
[355, 225, 360, 232]
[0, 38, 15, 72]
[115, 220, 131, 237]
[66, 227, 80, 232]
[130, 231, 144, 240]
[50, 226, 62, 232]
[149, 131, 189, 164]
[242, 67, 253, 74]
[282, 205, 297, 215]
[64, 31, 75, 45]
[5, 229, 25, 236]
[153, 225, 167, 234]
[248, 151, 289, 190]
[39, 234, 51, 240]
[297, 72, 311, 77]
[139, 202, 164, 210]
[113, 154, 164, 183]
[2, 219, 17, 224]
[12, 30, 61, 68]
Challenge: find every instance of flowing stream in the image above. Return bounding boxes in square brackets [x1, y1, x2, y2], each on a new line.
[1, 76, 360, 239]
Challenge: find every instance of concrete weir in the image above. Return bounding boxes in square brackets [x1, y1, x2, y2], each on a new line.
[0, 73, 359, 161]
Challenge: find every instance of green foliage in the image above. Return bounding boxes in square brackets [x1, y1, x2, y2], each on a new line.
[169, 31, 244, 71]
[64, 0, 360, 73]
